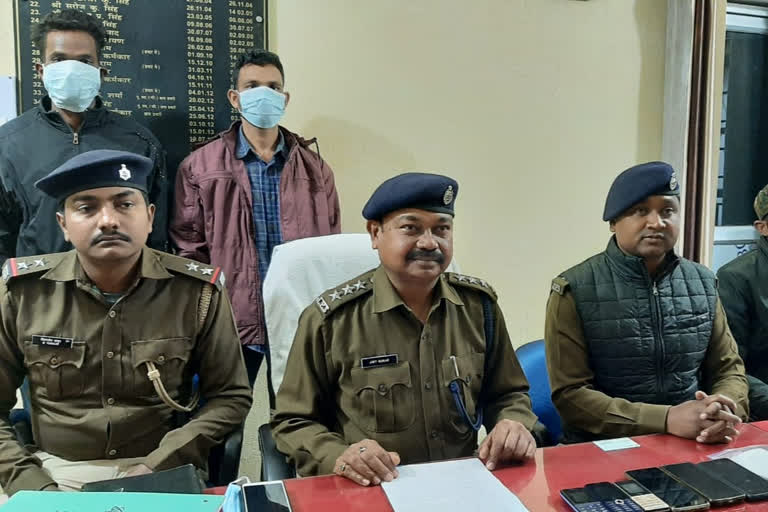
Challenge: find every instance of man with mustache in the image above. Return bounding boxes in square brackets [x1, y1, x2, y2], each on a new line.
[545, 162, 748, 444]
[717, 183, 768, 420]
[0, 150, 250, 496]
[272, 172, 540, 486]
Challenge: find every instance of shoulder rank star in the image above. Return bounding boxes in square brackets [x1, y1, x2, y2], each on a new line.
[329, 290, 342, 301]
[186, 262, 200, 272]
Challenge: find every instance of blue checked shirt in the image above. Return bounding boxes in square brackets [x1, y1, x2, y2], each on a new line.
[236, 127, 286, 353]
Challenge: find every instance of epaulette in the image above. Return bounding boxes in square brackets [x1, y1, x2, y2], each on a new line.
[2, 253, 65, 283]
[313, 269, 376, 316]
[446, 272, 498, 301]
[550, 276, 570, 295]
[156, 251, 225, 290]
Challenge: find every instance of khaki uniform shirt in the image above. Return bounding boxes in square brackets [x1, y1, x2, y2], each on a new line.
[545, 288, 748, 439]
[0, 248, 251, 495]
[272, 266, 538, 476]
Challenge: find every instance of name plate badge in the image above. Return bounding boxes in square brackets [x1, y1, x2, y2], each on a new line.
[32, 335, 73, 349]
[361, 354, 398, 369]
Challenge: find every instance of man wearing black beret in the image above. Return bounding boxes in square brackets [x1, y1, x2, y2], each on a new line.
[272, 172, 540, 486]
[545, 162, 748, 444]
[0, 150, 250, 495]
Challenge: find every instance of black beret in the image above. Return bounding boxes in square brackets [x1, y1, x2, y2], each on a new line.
[35, 149, 153, 202]
[362, 172, 459, 220]
[603, 161, 680, 221]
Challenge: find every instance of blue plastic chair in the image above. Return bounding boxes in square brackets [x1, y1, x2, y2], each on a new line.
[515, 339, 562, 444]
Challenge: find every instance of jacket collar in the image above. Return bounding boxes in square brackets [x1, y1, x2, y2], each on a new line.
[36, 95, 108, 131]
[605, 235, 680, 282]
[42, 246, 172, 283]
[372, 265, 463, 313]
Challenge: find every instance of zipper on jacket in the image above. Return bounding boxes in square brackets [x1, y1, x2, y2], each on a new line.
[73, 132, 79, 145]
[649, 280, 666, 402]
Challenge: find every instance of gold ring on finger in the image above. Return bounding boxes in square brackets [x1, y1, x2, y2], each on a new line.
[340, 463, 347, 472]
[359, 446, 367, 454]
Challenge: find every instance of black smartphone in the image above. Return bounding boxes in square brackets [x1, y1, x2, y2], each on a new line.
[626, 468, 709, 511]
[697, 459, 768, 502]
[661, 462, 745, 506]
[241, 481, 292, 512]
[614, 480, 670, 511]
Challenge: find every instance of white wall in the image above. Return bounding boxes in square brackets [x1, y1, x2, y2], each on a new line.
[270, 0, 668, 344]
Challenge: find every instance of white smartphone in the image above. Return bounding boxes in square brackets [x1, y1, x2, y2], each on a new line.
[241, 480, 292, 512]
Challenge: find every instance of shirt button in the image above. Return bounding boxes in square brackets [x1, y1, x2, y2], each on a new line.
[50, 357, 58, 365]
[424, 382, 432, 390]
[157, 355, 165, 363]
[106, 351, 115, 359]
[377, 383, 387, 393]
[430, 430, 439, 439]
[108, 310, 116, 318]
[108, 449, 117, 456]
[107, 397, 115, 405]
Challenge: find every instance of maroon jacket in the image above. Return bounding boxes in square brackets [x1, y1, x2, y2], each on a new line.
[170, 123, 341, 347]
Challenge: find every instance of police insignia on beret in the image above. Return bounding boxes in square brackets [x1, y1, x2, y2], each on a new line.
[443, 185, 454, 206]
[119, 164, 132, 181]
[669, 172, 679, 192]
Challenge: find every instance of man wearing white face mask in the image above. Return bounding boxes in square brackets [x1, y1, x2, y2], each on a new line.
[0, 9, 169, 265]
[171, 50, 341, 394]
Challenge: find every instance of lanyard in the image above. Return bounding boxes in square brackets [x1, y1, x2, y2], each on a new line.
[448, 296, 494, 431]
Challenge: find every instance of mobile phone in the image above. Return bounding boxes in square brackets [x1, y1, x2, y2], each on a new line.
[561, 483, 643, 512]
[697, 459, 768, 502]
[661, 462, 744, 506]
[614, 480, 670, 511]
[626, 468, 709, 511]
[241, 480, 292, 512]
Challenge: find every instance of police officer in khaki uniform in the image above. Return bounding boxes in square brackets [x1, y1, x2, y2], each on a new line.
[0, 150, 251, 496]
[272, 173, 539, 487]
[545, 162, 747, 445]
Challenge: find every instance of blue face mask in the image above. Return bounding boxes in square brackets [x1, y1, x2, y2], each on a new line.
[42, 60, 101, 113]
[220, 481, 245, 512]
[238, 86, 286, 129]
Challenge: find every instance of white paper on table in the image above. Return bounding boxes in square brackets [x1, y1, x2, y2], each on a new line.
[381, 458, 529, 512]
[593, 437, 640, 452]
[730, 448, 768, 478]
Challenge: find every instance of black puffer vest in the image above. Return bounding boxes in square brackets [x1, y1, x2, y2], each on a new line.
[562, 237, 718, 408]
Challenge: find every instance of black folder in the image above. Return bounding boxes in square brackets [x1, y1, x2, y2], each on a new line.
[81, 463, 204, 494]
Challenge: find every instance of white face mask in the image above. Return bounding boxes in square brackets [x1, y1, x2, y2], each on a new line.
[42, 60, 101, 113]
[237, 86, 286, 128]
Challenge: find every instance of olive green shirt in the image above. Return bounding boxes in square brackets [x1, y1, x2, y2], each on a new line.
[272, 266, 538, 476]
[0, 248, 252, 495]
[545, 289, 748, 439]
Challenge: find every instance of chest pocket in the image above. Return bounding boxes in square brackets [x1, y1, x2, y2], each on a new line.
[24, 342, 87, 401]
[130, 337, 193, 397]
[350, 362, 415, 433]
[440, 352, 485, 436]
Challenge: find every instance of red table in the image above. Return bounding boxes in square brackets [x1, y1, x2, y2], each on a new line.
[275, 424, 768, 512]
